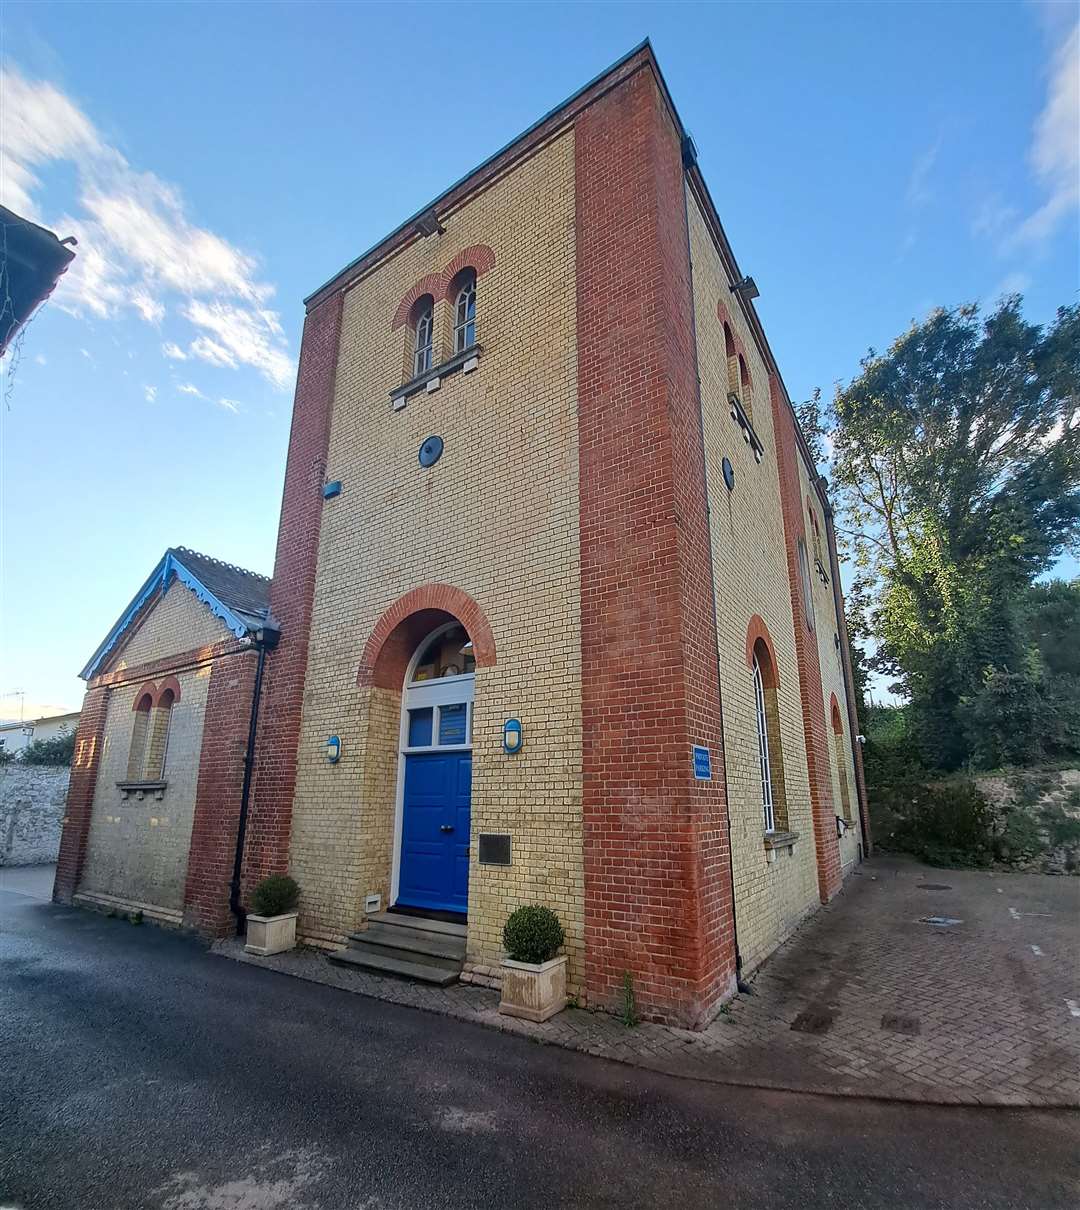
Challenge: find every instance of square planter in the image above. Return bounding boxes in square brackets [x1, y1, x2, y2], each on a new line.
[498, 954, 567, 1022]
[244, 911, 298, 956]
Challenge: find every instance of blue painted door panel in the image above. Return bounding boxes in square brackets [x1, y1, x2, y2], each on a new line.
[399, 752, 471, 913]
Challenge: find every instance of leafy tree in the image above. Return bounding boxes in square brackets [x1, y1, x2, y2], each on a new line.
[820, 298, 1080, 769]
[19, 730, 76, 766]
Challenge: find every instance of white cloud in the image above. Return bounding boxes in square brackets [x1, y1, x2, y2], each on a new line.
[217, 398, 241, 414]
[34, 353, 46, 365]
[176, 382, 207, 399]
[144, 384, 157, 403]
[1014, 24, 1079, 245]
[0, 67, 294, 389]
[906, 135, 942, 208]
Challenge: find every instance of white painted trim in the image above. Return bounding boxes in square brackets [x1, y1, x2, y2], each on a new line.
[389, 622, 475, 911]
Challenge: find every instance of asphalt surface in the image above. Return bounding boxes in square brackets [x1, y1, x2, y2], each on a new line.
[2, 889, 1077, 1210]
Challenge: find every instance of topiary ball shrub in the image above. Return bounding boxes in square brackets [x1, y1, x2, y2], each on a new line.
[503, 905, 565, 965]
[250, 874, 300, 918]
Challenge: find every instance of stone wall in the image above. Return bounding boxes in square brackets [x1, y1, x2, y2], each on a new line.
[0, 765, 69, 866]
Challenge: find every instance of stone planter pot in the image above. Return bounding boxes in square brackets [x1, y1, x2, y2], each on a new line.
[244, 911, 298, 956]
[498, 954, 567, 1022]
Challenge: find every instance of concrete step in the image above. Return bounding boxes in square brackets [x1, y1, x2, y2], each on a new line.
[327, 947, 460, 987]
[353, 922, 466, 961]
[369, 911, 466, 939]
[346, 939, 462, 971]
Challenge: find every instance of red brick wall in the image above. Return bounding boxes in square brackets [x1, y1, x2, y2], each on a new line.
[53, 684, 110, 904]
[769, 375, 842, 900]
[183, 649, 259, 935]
[575, 65, 737, 1028]
[244, 292, 344, 893]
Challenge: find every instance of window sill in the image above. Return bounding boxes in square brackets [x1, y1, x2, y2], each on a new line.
[117, 780, 167, 802]
[391, 344, 482, 405]
[728, 392, 765, 461]
[763, 829, 799, 852]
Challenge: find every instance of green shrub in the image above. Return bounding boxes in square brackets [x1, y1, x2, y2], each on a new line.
[250, 874, 300, 917]
[881, 780, 996, 868]
[503, 905, 564, 964]
[19, 731, 76, 766]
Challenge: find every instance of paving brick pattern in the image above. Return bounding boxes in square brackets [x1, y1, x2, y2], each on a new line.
[214, 856, 1080, 1107]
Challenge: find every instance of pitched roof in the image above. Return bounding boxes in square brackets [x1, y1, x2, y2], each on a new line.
[80, 547, 273, 681]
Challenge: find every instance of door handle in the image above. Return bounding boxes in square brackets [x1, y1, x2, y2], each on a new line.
[440, 825, 454, 833]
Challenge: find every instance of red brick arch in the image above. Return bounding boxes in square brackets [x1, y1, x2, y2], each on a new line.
[132, 682, 158, 710]
[829, 692, 844, 733]
[357, 584, 497, 690]
[391, 274, 444, 331]
[745, 614, 780, 686]
[390, 245, 496, 330]
[157, 675, 182, 704]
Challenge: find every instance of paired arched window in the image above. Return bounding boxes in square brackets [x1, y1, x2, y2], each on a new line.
[452, 269, 476, 354]
[126, 683, 176, 782]
[724, 323, 738, 400]
[738, 354, 753, 421]
[411, 294, 434, 377]
[751, 638, 788, 835]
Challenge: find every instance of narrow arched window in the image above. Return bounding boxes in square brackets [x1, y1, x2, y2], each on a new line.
[453, 269, 476, 353]
[412, 295, 434, 377]
[724, 324, 738, 400]
[145, 688, 175, 780]
[751, 638, 789, 834]
[797, 538, 815, 632]
[831, 702, 853, 822]
[127, 693, 153, 781]
[739, 354, 753, 421]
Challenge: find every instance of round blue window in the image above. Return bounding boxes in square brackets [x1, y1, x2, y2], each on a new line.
[418, 435, 444, 467]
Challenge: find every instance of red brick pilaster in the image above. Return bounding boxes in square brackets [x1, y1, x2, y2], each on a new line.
[769, 376, 842, 900]
[245, 291, 344, 893]
[576, 64, 736, 1028]
[53, 684, 110, 904]
[183, 650, 259, 935]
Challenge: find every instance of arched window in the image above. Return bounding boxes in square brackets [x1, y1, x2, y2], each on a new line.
[411, 294, 434, 377]
[452, 269, 476, 353]
[127, 692, 153, 781]
[831, 701, 853, 822]
[724, 323, 738, 400]
[797, 538, 815, 632]
[145, 687, 175, 780]
[410, 624, 476, 683]
[739, 354, 753, 421]
[751, 638, 789, 834]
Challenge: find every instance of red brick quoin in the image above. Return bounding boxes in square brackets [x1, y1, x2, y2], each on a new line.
[575, 60, 737, 1028]
[53, 684, 110, 905]
[768, 374, 842, 902]
[357, 584, 496, 690]
[245, 291, 344, 896]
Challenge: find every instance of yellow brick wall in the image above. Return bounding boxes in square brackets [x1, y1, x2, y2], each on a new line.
[288, 130, 584, 989]
[116, 582, 230, 670]
[795, 454, 864, 873]
[687, 190, 821, 973]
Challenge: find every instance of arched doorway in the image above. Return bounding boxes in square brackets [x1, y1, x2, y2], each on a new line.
[390, 622, 475, 915]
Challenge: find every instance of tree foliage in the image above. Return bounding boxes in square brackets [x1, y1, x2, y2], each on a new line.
[19, 730, 76, 766]
[819, 298, 1080, 770]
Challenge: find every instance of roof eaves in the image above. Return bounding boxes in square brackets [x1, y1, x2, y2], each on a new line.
[302, 39, 655, 310]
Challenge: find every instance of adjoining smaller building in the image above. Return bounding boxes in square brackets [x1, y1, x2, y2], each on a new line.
[0, 710, 80, 758]
[53, 547, 277, 932]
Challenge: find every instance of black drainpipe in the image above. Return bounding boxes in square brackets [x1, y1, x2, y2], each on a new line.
[230, 620, 280, 933]
[680, 160, 751, 996]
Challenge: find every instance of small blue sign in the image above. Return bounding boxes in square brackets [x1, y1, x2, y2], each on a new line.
[692, 745, 712, 780]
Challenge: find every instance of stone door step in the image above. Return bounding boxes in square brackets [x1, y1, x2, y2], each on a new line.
[351, 924, 466, 962]
[371, 911, 466, 938]
[327, 947, 460, 987]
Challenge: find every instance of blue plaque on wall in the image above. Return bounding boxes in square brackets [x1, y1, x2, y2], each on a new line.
[692, 745, 712, 780]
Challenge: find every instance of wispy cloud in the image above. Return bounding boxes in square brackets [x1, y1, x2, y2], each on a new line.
[217, 398, 241, 414]
[0, 67, 294, 390]
[144, 384, 157, 403]
[906, 135, 943, 208]
[176, 382, 207, 399]
[1013, 23, 1079, 246]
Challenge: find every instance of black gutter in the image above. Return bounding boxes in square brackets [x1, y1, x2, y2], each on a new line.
[230, 622, 280, 932]
[680, 168, 752, 998]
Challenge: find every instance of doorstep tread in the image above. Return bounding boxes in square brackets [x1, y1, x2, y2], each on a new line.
[368, 911, 466, 938]
[327, 948, 459, 986]
[345, 940, 462, 971]
[349, 926, 466, 960]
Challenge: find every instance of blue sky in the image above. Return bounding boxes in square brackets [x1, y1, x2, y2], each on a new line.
[1, 1, 1077, 718]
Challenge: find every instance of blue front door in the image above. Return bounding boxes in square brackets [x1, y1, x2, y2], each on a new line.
[398, 752, 471, 913]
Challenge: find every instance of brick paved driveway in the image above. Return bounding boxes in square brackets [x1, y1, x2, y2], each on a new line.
[217, 855, 1080, 1107]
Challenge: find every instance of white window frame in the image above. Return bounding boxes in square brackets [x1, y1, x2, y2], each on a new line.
[453, 275, 476, 353]
[390, 622, 476, 908]
[752, 654, 776, 834]
[413, 303, 434, 377]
